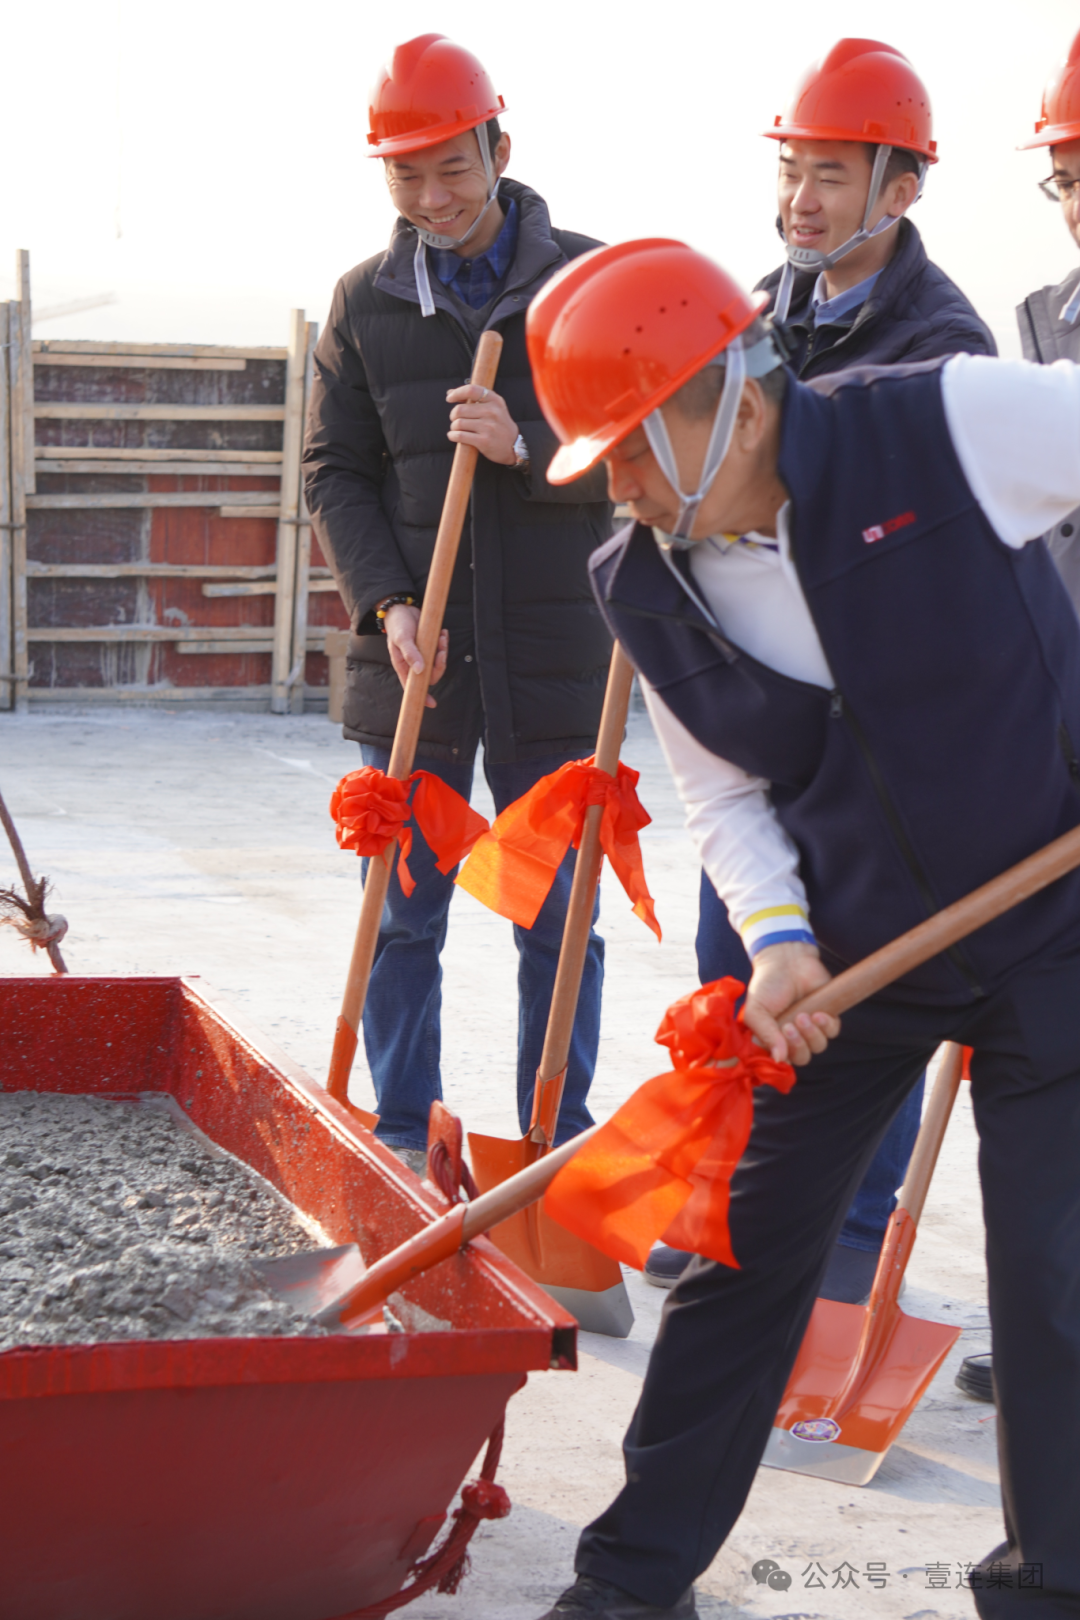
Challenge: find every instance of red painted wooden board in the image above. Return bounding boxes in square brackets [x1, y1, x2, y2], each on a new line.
[0, 977, 575, 1620]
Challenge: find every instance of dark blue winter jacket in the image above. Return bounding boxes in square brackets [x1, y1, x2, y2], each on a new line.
[757, 219, 996, 377]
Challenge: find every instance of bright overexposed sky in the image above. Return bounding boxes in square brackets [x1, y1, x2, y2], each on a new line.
[2, 0, 1078, 357]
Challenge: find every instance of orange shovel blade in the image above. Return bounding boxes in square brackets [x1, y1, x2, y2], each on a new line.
[469, 1128, 633, 1336]
[762, 1296, 960, 1484]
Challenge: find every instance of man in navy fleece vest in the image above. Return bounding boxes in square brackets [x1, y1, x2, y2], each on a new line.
[648, 38, 997, 1302]
[525, 239, 1080, 1620]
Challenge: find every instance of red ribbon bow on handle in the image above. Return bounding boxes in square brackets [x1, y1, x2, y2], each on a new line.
[543, 978, 796, 1269]
[330, 767, 489, 896]
[455, 756, 660, 939]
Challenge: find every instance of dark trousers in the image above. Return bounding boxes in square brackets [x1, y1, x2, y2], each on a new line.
[360, 745, 604, 1150]
[696, 871, 925, 1247]
[576, 949, 1080, 1616]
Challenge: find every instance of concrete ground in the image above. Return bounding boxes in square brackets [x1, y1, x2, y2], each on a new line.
[1, 697, 1002, 1619]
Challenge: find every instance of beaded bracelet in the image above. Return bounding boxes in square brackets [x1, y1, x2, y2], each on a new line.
[374, 593, 417, 633]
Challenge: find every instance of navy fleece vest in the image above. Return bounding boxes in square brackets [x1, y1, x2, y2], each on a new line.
[592, 360, 1080, 1002]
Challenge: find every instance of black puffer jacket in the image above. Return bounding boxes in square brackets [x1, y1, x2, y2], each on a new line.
[756, 219, 996, 377]
[303, 178, 613, 765]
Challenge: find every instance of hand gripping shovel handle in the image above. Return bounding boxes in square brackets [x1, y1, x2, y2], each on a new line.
[318, 819, 1080, 1328]
[786, 821, 1080, 1025]
[327, 331, 504, 1102]
[316, 1122, 601, 1329]
[528, 642, 636, 1150]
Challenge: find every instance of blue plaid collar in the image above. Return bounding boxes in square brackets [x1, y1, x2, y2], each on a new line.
[429, 199, 519, 310]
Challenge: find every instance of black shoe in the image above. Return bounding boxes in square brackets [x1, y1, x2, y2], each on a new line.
[535, 1575, 696, 1618]
[643, 1245, 694, 1289]
[818, 1240, 882, 1306]
[955, 1351, 994, 1403]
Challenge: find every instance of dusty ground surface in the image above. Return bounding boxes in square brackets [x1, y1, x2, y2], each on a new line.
[0, 699, 1002, 1619]
[0, 1091, 322, 1346]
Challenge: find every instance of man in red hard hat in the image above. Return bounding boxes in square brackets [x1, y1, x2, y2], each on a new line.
[649, 39, 995, 1301]
[525, 239, 1080, 1619]
[303, 36, 612, 1169]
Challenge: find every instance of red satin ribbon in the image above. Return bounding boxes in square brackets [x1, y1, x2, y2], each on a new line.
[455, 756, 660, 938]
[330, 767, 489, 897]
[544, 978, 796, 1269]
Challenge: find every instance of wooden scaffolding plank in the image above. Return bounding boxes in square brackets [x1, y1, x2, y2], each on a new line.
[0, 305, 11, 711]
[27, 626, 283, 644]
[23, 563, 327, 583]
[33, 355, 248, 371]
[9, 295, 31, 712]
[26, 491, 282, 510]
[34, 404, 285, 422]
[27, 685, 277, 704]
[289, 318, 320, 714]
[33, 341, 287, 360]
[37, 448, 283, 463]
[271, 309, 306, 713]
[203, 577, 336, 598]
[35, 459, 282, 477]
[17, 253, 34, 498]
[179, 634, 329, 656]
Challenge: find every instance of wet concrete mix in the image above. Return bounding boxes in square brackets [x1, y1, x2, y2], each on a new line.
[0, 1092, 327, 1349]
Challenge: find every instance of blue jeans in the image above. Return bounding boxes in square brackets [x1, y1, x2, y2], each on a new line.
[696, 870, 925, 1249]
[360, 745, 604, 1152]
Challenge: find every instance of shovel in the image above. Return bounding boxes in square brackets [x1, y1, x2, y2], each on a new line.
[325, 330, 504, 1119]
[273, 817, 1080, 1335]
[466, 643, 637, 1338]
[761, 1040, 965, 1486]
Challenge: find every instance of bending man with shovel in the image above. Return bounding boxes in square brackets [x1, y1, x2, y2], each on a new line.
[524, 240, 1080, 1619]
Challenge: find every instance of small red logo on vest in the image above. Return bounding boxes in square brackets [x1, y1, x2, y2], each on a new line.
[862, 511, 916, 544]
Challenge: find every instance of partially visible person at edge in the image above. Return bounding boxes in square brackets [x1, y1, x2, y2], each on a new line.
[1018, 25, 1080, 616]
[647, 39, 997, 1306]
[302, 34, 612, 1171]
[525, 240, 1080, 1620]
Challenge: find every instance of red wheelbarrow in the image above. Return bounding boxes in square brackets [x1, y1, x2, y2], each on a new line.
[0, 975, 575, 1620]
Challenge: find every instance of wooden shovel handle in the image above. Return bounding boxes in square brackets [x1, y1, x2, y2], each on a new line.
[897, 1041, 964, 1226]
[327, 331, 504, 1101]
[533, 643, 636, 1116]
[326, 1123, 600, 1327]
[786, 822, 1080, 1025]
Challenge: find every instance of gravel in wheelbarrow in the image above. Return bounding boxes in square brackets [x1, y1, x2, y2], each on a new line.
[0, 1092, 324, 1349]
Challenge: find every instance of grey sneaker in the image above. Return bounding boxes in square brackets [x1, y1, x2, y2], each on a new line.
[535, 1575, 696, 1618]
[389, 1146, 428, 1177]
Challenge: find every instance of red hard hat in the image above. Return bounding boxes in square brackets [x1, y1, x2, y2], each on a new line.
[1019, 28, 1080, 150]
[764, 38, 937, 163]
[367, 34, 506, 158]
[526, 240, 768, 485]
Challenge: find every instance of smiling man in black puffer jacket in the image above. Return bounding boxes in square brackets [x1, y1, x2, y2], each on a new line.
[303, 35, 612, 1167]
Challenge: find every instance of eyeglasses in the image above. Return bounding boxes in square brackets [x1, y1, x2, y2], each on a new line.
[1039, 174, 1080, 203]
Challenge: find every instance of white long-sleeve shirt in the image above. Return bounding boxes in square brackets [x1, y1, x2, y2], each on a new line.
[643, 353, 1080, 958]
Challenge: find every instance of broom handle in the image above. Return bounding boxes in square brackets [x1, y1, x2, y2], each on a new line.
[531, 644, 636, 1140]
[327, 331, 504, 1102]
[786, 822, 1080, 1026]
